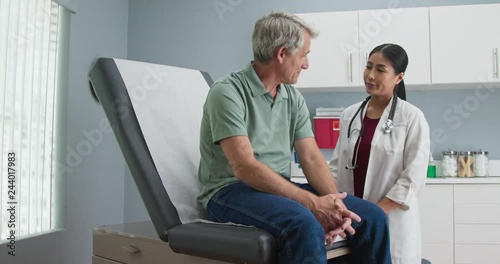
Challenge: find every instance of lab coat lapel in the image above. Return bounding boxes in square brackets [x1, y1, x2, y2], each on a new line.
[371, 96, 395, 147]
[348, 102, 365, 150]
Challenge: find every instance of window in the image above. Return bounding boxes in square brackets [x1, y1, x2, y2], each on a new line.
[1, 0, 68, 241]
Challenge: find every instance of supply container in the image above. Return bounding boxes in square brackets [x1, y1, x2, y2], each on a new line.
[427, 153, 437, 178]
[313, 107, 344, 149]
[441, 150, 458, 177]
[458, 151, 474, 177]
[473, 150, 489, 177]
[313, 117, 340, 149]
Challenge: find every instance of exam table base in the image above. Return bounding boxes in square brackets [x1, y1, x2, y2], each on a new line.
[92, 221, 350, 264]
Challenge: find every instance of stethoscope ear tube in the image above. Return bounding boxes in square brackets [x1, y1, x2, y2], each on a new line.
[345, 95, 398, 170]
[347, 96, 371, 138]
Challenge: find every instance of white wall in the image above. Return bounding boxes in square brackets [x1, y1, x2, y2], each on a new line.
[61, 0, 129, 263]
[0, 0, 129, 263]
[127, 0, 500, 81]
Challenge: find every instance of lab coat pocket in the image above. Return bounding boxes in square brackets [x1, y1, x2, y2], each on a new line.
[382, 125, 405, 153]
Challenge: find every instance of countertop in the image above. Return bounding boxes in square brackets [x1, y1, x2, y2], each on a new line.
[291, 175, 500, 185]
[291, 160, 500, 183]
[425, 176, 500, 184]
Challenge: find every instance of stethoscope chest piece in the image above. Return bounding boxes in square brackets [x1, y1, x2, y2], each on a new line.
[382, 119, 394, 134]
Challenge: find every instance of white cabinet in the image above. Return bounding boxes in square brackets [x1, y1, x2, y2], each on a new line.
[454, 184, 500, 264]
[420, 182, 500, 264]
[296, 7, 431, 89]
[358, 7, 431, 85]
[295, 11, 361, 88]
[419, 184, 454, 264]
[430, 4, 500, 84]
[296, 4, 500, 90]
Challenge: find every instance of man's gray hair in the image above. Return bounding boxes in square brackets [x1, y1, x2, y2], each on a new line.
[252, 10, 318, 63]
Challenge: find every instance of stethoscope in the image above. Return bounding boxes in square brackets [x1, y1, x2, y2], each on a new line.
[345, 95, 398, 170]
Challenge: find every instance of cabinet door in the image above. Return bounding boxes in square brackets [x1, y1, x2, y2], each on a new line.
[430, 4, 500, 84]
[418, 184, 454, 264]
[359, 7, 431, 85]
[455, 245, 500, 264]
[454, 184, 500, 263]
[295, 11, 361, 89]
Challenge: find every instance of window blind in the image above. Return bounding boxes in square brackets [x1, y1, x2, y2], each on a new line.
[1, 0, 64, 241]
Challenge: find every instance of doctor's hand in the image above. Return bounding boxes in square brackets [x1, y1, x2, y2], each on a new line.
[377, 197, 400, 215]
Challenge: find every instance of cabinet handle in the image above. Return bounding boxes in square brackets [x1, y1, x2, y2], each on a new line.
[494, 48, 499, 79]
[122, 245, 141, 254]
[349, 53, 353, 83]
[365, 52, 368, 65]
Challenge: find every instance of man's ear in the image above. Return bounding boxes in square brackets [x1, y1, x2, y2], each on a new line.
[276, 47, 287, 64]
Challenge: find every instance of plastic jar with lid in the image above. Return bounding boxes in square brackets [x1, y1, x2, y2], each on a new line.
[474, 150, 489, 177]
[441, 150, 458, 177]
[458, 151, 475, 177]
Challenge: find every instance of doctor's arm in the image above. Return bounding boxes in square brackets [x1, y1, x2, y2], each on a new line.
[382, 110, 430, 212]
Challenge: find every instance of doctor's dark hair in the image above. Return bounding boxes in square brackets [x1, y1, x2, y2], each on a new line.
[252, 10, 318, 63]
[369, 43, 408, 100]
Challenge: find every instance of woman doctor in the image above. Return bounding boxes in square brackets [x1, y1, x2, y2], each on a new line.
[329, 43, 430, 264]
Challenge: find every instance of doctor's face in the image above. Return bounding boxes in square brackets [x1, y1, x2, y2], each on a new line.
[364, 52, 403, 98]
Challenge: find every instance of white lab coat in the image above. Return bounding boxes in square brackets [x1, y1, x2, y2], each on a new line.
[329, 97, 430, 264]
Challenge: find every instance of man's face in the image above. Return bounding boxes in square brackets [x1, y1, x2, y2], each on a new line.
[281, 32, 311, 84]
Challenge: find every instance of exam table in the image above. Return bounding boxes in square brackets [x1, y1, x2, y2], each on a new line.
[88, 58, 350, 263]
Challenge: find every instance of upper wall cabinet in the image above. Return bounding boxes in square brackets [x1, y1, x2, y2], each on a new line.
[296, 4, 500, 89]
[430, 4, 500, 84]
[358, 7, 431, 85]
[295, 11, 361, 88]
[295, 8, 431, 89]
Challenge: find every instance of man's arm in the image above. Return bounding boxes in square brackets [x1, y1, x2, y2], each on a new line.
[294, 137, 340, 196]
[220, 135, 359, 243]
[220, 135, 350, 236]
[219, 135, 318, 208]
[294, 137, 362, 243]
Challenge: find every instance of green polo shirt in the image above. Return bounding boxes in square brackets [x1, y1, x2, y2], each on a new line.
[197, 62, 314, 208]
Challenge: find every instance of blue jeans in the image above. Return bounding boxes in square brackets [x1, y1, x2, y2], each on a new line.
[207, 180, 391, 264]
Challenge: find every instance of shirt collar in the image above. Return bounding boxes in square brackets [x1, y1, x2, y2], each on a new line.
[242, 61, 289, 100]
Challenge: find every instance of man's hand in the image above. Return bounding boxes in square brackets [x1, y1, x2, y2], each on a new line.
[325, 217, 351, 245]
[292, 138, 361, 244]
[310, 193, 361, 245]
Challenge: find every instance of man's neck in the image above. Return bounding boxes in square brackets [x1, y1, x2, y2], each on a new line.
[252, 61, 280, 98]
